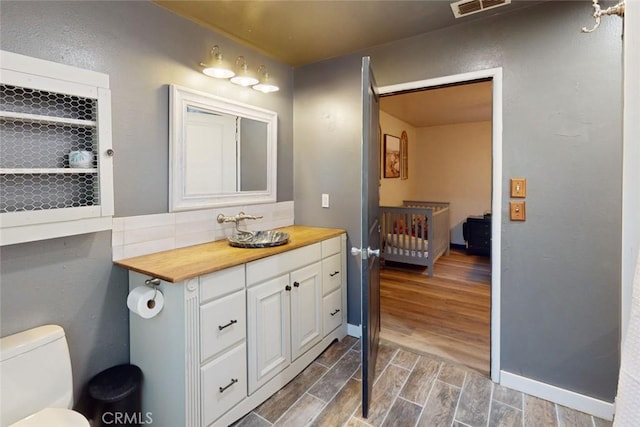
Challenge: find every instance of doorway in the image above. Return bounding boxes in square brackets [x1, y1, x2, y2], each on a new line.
[377, 68, 503, 382]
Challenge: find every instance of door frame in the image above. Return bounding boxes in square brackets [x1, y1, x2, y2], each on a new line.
[378, 67, 503, 382]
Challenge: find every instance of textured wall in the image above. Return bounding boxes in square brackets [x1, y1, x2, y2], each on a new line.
[0, 232, 128, 413]
[294, 54, 364, 326]
[0, 0, 294, 410]
[415, 122, 492, 245]
[0, 1, 294, 216]
[379, 111, 416, 206]
[294, 1, 622, 401]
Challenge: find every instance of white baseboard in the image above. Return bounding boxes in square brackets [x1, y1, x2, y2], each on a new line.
[500, 370, 615, 421]
[347, 323, 361, 338]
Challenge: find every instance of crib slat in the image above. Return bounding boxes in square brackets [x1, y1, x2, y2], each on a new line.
[380, 202, 450, 276]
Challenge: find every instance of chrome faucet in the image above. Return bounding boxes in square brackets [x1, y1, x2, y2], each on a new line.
[217, 212, 264, 240]
[216, 212, 263, 224]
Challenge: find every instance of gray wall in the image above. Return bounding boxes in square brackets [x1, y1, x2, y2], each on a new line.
[294, 1, 622, 401]
[294, 54, 364, 327]
[0, 2, 294, 216]
[0, 232, 127, 413]
[0, 0, 294, 410]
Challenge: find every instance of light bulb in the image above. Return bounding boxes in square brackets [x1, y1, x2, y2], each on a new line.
[253, 66, 280, 93]
[230, 56, 259, 87]
[200, 46, 235, 79]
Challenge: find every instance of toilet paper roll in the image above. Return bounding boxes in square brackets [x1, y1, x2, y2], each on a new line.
[127, 286, 164, 319]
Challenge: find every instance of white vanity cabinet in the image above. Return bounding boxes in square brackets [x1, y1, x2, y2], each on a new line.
[129, 265, 249, 427]
[0, 50, 113, 246]
[125, 230, 347, 427]
[321, 237, 345, 335]
[199, 266, 247, 425]
[246, 243, 324, 394]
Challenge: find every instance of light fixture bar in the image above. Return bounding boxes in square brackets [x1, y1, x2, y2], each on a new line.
[199, 51, 278, 93]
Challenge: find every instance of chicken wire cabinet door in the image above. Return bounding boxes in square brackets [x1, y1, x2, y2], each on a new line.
[0, 50, 113, 245]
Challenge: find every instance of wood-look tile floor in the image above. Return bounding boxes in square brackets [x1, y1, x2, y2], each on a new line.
[233, 338, 612, 427]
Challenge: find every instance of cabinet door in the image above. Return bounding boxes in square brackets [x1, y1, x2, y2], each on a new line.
[290, 262, 323, 360]
[247, 274, 291, 394]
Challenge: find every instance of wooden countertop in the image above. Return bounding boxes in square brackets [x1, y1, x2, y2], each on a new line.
[113, 225, 346, 283]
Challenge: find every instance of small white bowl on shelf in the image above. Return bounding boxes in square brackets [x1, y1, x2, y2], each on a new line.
[69, 150, 93, 168]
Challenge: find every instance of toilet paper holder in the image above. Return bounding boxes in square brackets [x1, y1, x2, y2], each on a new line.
[144, 277, 161, 304]
[145, 277, 161, 287]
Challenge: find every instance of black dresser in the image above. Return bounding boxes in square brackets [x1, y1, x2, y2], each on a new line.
[463, 215, 491, 256]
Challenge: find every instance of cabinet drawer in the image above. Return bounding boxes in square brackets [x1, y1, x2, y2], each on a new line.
[201, 343, 247, 425]
[246, 243, 321, 286]
[200, 290, 246, 361]
[321, 236, 342, 257]
[323, 288, 342, 336]
[469, 228, 490, 239]
[322, 253, 342, 295]
[200, 265, 245, 303]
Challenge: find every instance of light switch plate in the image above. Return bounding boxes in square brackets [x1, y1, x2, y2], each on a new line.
[321, 193, 329, 208]
[510, 178, 527, 198]
[510, 201, 526, 221]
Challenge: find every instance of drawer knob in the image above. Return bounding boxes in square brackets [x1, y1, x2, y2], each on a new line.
[293, 281, 300, 288]
[219, 378, 238, 393]
[330, 309, 340, 316]
[329, 271, 340, 277]
[218, 319, 238, 331]
[285, 285, 292, 291]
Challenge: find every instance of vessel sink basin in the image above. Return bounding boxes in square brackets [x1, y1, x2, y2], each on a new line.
[228, 230, 290, 248]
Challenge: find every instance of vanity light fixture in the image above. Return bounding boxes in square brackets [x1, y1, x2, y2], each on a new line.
[253, 65, 280, 93]
[200, 45, 235, 79]
[230, 56, 259, 87]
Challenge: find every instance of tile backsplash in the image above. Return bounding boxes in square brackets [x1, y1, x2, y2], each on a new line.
[112, 201, 294, 260]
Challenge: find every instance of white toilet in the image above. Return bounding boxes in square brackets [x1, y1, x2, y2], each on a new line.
[0, 325, 90, 427]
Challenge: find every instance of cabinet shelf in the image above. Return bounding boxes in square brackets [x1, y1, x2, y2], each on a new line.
[0, 50, 113, 246]
[0, 110, 97, 127]
[0, 168, 98, 174]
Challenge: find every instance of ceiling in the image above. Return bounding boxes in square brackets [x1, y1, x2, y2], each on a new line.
[154, 0, 542, 67]
[380, 80, 493, 127]
[154, 1, 524, 127]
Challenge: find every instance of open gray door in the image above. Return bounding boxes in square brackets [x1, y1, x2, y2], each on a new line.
[356, 56, 381, 418]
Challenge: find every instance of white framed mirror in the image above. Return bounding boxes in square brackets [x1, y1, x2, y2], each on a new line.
[169, 84, 278, 211]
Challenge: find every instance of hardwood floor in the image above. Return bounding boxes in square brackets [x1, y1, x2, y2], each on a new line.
[380, 249, 491, 375]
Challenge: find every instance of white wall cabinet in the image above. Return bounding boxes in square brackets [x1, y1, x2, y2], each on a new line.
[0, 50, 113, 246]
[128, 234, 347, 427]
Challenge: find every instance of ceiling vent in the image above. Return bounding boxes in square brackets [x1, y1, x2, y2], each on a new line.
[450, 0, 511, 18]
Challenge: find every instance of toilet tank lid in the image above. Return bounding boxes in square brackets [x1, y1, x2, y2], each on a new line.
[1, 325, 65, 362]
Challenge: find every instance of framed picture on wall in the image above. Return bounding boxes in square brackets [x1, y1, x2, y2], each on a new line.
[379, 125, 383, 181]
[384, 134, 400, 178]
[400, 130, 408, 180]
